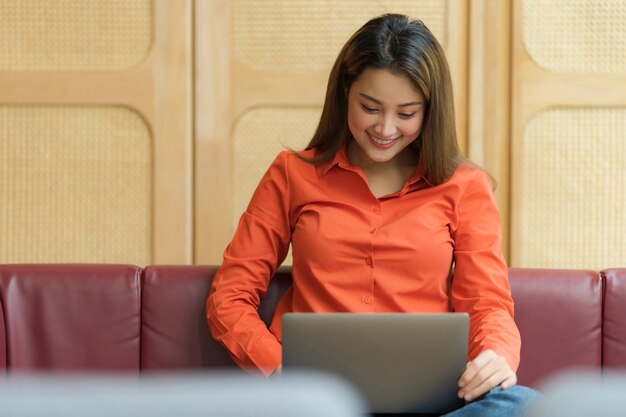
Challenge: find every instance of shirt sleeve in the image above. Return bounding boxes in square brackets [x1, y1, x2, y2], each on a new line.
[450, 169, 521, 371]
[206, 151, 292, 376]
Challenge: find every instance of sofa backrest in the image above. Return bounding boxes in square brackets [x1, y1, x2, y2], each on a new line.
[509, 268, 603, 387]
[146, 266, 603, 387]
[0, 264, 141, 371]
[141, 265, 232, 369]
[141, 265, 292, 370]
[0, 264, 618, 389]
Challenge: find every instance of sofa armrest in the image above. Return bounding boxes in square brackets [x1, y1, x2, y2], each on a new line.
[0, 294, 5, 370]
[601, 269, 626, 369]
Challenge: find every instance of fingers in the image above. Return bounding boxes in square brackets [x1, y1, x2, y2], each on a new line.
[460, 367, 513, 401]
[457, 349, 498, 391]
[500, 373, 518, 390]
[457, 350, 517, 402]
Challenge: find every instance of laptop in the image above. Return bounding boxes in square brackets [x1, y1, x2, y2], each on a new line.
[282, 312, 469, 414]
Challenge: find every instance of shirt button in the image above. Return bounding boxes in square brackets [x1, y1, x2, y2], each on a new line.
[372, 206, 380, 214]
[362, 296, 372, 304]
[365, 256, 373, 266]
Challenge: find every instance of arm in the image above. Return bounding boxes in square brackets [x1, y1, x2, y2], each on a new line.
[206, 152, 292, 376]
[450, 169, 520, 400]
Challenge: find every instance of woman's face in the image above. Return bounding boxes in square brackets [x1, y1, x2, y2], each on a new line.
[346, 67, 425, 169]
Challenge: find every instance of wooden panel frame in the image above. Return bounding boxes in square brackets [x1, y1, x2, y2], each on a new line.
[467, 0, 512, 260]
[194, 0, 471, 264]
[509, 0, 626, 266]
[194, 0, 232, 265]
[0, 0, 193, 264]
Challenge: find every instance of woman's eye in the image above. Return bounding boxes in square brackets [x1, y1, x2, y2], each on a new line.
[361, 105, 378, 113]
[399, 113, 416, 119]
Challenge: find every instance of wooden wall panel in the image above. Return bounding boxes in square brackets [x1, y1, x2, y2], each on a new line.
[0, 106, 152, 264]
[0, 0, 193, 264]
[195, 0, 470, 264]
[510, 0, 626, 268]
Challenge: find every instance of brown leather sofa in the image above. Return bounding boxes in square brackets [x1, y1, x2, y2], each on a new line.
[1, 264, 625, 388]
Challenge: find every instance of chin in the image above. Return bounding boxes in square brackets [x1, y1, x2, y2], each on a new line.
[366, 152, 396, 164]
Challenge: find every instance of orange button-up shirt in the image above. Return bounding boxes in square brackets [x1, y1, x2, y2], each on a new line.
[207, 145, 520, 376]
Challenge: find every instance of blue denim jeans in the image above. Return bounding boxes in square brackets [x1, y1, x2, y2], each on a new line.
[442, 385, 540, 417]
[375, 385, 540, 417]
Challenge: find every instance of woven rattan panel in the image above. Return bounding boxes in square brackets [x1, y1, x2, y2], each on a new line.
[0, 106, 152, 264]
[516, 107, 626, 269]
[0, 0, 152, 71]
[523, 0, 626, 73]
[232, 0, 447, 71]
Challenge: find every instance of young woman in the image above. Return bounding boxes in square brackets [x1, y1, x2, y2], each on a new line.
[207, 13, 538, 416]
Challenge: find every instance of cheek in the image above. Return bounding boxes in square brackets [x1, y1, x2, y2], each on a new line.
[403, 118, 424, 138]
[347, 108, 372, 133]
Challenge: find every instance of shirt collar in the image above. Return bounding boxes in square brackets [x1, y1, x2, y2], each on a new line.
[407, 157, 427, 186]
[318, 141, 426, 187]
[317, 142, 352, 175]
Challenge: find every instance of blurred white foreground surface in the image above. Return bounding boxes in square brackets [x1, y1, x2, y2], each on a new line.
[529, 371, 626, 417]
[0, 371, 367, 417]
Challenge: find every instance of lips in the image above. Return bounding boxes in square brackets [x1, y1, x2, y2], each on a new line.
[368, 132, 399, 148]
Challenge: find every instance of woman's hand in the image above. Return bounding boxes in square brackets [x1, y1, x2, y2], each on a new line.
[457, 349, 517, 402]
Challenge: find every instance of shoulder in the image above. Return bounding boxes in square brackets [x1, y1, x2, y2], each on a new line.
[260, 149, 320, 187]
[272, 148, 319, 172]
[276, 148, 317, 161]
[447, 162, 493, 191]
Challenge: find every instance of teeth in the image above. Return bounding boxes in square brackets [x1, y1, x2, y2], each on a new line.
[370, 134, 397, 145]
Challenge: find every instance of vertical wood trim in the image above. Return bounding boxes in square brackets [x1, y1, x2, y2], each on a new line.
[447, 0, 470, 156]
[468, 0, 485, 165]
[193, 0, 232, 264]
[152, 0, 194, 263]
[484, 0, 512, 262]
[509, 0, 526, 266]
[468, 0, 512, 262]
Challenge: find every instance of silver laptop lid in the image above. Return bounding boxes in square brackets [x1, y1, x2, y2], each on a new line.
[282, 312, 469, 414]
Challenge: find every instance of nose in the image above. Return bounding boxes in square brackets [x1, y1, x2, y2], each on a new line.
[374, 113, 397, 138]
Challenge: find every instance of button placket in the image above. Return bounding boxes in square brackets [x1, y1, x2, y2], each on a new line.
[366, 203, 379, 307]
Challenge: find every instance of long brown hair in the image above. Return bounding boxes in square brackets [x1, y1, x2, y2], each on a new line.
[294, 14, 463, 185]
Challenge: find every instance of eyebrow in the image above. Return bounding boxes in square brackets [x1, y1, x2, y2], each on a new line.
[359, 93, 423, 107]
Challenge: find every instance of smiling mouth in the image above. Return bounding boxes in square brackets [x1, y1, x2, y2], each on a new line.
[368, 133, 400, 146]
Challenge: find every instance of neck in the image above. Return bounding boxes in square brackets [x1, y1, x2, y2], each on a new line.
[346, 140, 418, 174]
